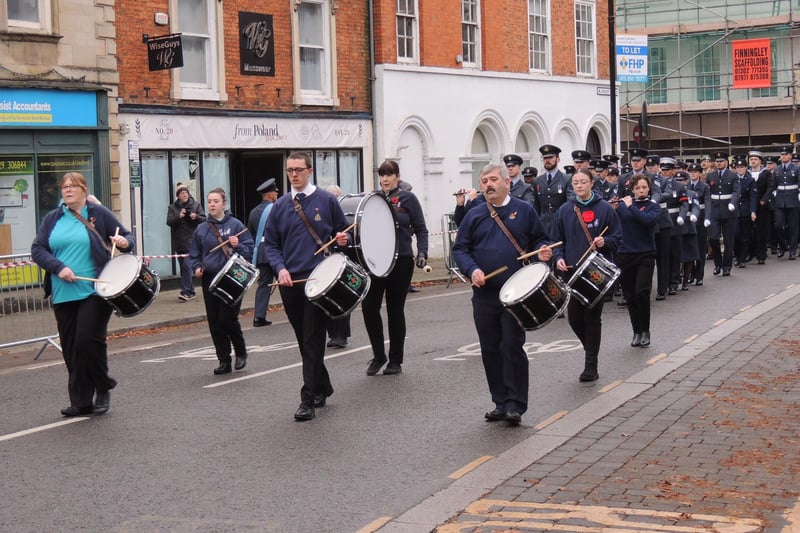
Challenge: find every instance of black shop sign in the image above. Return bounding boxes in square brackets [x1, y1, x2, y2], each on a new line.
[146, 34, 184, 72]
[239, 12, 275, 76]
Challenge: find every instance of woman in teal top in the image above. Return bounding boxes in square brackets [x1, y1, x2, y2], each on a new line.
[31, 172, 134, 417]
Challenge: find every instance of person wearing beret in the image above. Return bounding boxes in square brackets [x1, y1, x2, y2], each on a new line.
[706, 152, 740, 275]
[748, 151, 775, 264]
[167, 182, 206, 301]
[771, 144, 799, 260]
[247, 178, 280, 327]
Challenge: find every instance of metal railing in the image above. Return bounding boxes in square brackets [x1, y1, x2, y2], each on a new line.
[0, 253, 61, 359]
[441, 214, 467, 287]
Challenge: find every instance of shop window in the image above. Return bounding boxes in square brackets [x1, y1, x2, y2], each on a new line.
[173, 0, 223, 101]
[4, 0, 52, 33]
[293, 0, 338, 106]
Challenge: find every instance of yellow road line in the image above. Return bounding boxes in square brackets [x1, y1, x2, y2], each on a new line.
[534, 410, 569, 430]
[647, 352, 668, 365]
[448, 455, 493, 479]
[598, 380, 622, 393]
[355, 516, 392, 533]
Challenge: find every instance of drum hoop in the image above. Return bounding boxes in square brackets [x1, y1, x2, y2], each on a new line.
[96, 254, 144, 297]
[307, 253, 348, 296]
[500, 263, 549, 304]
[355, 191, 399, 277]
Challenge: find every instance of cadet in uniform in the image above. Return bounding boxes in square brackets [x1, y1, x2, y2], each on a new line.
[771, 144, 799, 259]
[503, 154, 528, 200]
[657, 157, 689, 295]
[571, 150, 592, 172]
[687, 163, 711, 284]
[650, 157, 674, 299]
[619, 147, 650, 197]
[673, 170, 701, 290]
[706, 151, 740, 276]
[750, 151, 775, 264]
[247, 178, 279, 327]
[732, 156, 757, 267]
[533, 144, 571, 234]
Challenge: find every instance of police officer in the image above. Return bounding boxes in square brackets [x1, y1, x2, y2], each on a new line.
[502, 154, 528, 200]
[771, 144, 799, 259]
[750, 152, 775, 264]
[706, 151, 740, 276]
[732, 156, 757, 267]
[619, 147, 650, 196]
[247, 178, 279, 327]
[651, 157, 675, 299]
[657, 157, 690, 295]
[687, 163, 711, 285]
[533, 144, 571, 234]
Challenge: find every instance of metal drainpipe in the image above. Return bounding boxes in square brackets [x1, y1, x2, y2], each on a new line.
[368, 0, 378, 190]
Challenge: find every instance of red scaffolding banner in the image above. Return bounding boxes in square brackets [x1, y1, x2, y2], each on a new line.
[732, 38, 771, 89]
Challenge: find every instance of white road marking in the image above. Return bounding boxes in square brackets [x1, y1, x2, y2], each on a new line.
[0, 417, 88, 443]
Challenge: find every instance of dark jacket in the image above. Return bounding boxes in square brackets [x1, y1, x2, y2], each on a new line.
[385, 187, 429, 258]
[617, 197, 660, 254]
[706, 168, 741, 220]
[166, 195, 206, 252]
[187, 212, 254, 276]
[550, 193, 623, 266]
[247, 199, 275, 265]
[31, 203, 136, 298]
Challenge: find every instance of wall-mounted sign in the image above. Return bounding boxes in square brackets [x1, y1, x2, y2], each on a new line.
[732, 38, 771, 89]
[146, 34, 184, 72]
[239, 12, 275, 76]
[0, 88, 98, 128]
[616, 34, 648, 83]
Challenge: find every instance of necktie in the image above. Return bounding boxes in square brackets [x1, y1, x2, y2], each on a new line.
[295, 192, 306, 202]
[547, 174, 552, 186]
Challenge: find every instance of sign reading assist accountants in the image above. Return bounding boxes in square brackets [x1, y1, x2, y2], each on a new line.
[147, 34, 184, 72]
[732, 38, 771, 89]
[0, 88, 97, 127]
[239, 12, 275, 76]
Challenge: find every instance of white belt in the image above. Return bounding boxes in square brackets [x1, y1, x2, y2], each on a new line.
[698, 204, 705, 209]
[667, 207, 680, 214]
[711, 194, 732, 200]
[659, 202, 667, 208]
[777, 185, 799, 190]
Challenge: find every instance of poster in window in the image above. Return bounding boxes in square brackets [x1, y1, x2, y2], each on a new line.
[239, 12, 275, 77]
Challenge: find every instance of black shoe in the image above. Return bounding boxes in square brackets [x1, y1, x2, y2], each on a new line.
[61, 405, 92, 417]
[681, 284, 689, 291]
[617, 297, 628, 307]
[505, 411, 522, 426]
[234, 356, 247, 371]
[253, 318, 271, 327]
[631, 333, 642, 347]
[778, 249, 786, 258]
[667, 287, 677, 295]
[366, 358, 387, 376]
[640, 331, 651, 347]
[744, 256, 753, 263]
[722, 269, 731, 276]
[757, 259, 765, 265]
[294, 404, 315, 421]
[326, 337, 348, 348]
[738, 263, 746, 268]
[655, 293, 666, 301]
[383, 362, 402, 375]
[791, 254, 797, 261]
[408, 286, 420, 293]
[733, 259, 740, 266]
[485, 408, 506, 422]
[213, 362, 232, 375]
[695, 279, 703, 286]
[713, 267, 721, 275]
[93, 391, 110, 415]
[579, 371, 599, 382]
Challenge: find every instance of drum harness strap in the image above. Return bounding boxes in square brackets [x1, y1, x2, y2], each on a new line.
[485, 202, 530, 265]
[293, 197, 331, 257]
[206, 223, 232, 271]
[573, 206, 595, 246]
[69, 207, 112, 255]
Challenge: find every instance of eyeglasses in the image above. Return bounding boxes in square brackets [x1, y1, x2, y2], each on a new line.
[286, 167, 310, 174]
[61, 184, 80, 190]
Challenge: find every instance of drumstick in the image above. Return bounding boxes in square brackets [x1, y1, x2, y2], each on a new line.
[75, 275, 111, 284]
[268, 278, 315, 287]
[473, 265, 508, 286]
[576, 226, 609, 266]
[110, 227, 120, 257]
[209, 228, 249, 254]
[314, 222, 357, 255]
[516, 241, 563, 261]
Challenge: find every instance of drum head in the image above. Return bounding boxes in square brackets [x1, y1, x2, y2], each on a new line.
[96, 254, 141, 297]
[306, 254, 346, 298]
[338, 194, 364, 226]
[500, 263, 549, 304]
[358, 192, 398, 277]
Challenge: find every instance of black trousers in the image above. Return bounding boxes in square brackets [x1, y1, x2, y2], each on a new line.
[53, 295, 116, 408]
[326, 315, 351, 339]
[709, 218, 736, 270]
[616, 252, 655, 334]
[774, 206, 799, 254]
[734, 216, 753, 262]
[654, 228, 671, 295]
[280, 282, 332, 406]
[567, 297, 605, 367]
[668, 234, 682, 288]
[754, 207, 772, 261]
[694, 222, 708, 280]
[361, 255, 414, 365]
[253, 263, 274, 321]
[471, 289, 529, 414]
[201, 276, 246, 363]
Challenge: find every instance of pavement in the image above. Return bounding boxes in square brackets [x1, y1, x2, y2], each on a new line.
[6, 256, 800, 532]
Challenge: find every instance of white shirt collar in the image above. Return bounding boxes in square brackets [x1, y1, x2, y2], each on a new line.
[292, 184, 317, 199]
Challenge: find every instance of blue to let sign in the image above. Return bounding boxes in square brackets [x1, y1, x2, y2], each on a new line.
[617, 35, 649, 83]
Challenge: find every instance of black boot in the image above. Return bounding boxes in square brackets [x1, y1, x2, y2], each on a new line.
[213, 361, 232, 375]
[631, 333, 642, 347]
[640, 331, 651, 347]
[579, 353, 599, 382]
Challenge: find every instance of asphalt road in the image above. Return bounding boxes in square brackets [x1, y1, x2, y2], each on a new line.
[1, 259, 798, 532]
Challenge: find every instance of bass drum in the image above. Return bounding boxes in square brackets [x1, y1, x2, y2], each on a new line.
[338, 192, 399, 278]
[95, 254, 160, 317]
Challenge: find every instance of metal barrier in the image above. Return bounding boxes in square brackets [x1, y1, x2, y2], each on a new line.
[441, 214, 467, 287]
[0, 253, 61, 358]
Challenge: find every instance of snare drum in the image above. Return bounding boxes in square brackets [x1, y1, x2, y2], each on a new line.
[305, 253, 371, 318]
[95, 254, 160, 317]
[209, 253, 259, 307]
[567, 250, 621, 309]
[499, 263, 570, 331]
[339, 192, 399, 277]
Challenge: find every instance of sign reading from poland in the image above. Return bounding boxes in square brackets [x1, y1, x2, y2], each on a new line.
[146, 34, 184, 72]
[732, 38, 771, 89]
[616, 34, 648, 83]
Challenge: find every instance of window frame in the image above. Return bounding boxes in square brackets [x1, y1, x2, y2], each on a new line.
[3, 0, 52, 33]
[396, 0, 419, 64]
[528, 0, 550, 73]
[695, 41, 720, 102]
[170, 0, 225, 102]
[648, 46, 668, 104]
[461, 0, 481, 68]
[292, 0, 338, 107]
[574, 0, 596, 77]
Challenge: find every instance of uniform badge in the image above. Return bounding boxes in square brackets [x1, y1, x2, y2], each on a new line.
[510, 211, 517, 219]
[314, 213, 321, 221]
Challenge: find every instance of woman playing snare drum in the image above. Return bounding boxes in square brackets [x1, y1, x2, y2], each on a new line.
[614, 174, 660, 348]
[362, 160, 429, 376]
[187, 188, 254, 375]
[31, 172, 134, 417]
